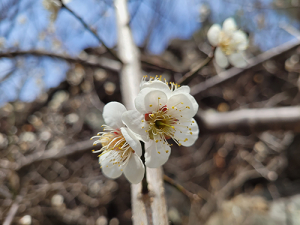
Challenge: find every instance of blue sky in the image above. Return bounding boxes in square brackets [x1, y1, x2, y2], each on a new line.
[0, 0, 298, 105]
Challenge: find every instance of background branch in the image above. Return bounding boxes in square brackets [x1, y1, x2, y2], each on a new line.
[177, 50, 214, 85]
[198, 106, 300, 134]
[0, 106, 296, 172]
[191, 38, 300, 95]
[15, 140, 93, 171]
[0, 50, 121, 72]
[114, 0, 168, 224]
[59, 1, 122, 63]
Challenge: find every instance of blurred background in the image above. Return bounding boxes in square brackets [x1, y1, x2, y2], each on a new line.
[1, 0, 300, 224]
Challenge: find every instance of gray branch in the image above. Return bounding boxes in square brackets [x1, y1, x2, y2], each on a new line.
[198, 106, 300, 134]
[191, 38, 300, 95]
[0, 50, 121, 72]
[114, 0, 168, 224]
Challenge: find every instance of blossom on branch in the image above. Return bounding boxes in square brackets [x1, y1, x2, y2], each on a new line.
[207, 17, 248, 68]
[91, 102, 144, 184]
[122, 76, 199, 168]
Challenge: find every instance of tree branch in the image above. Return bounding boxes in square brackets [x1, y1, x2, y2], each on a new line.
[198, 169, 261, 222]
[3, 187, 27, 225]
[177, 50, 214, 85]
[59, 1, 122, 63]
[114, 0, 168, 224]
[198, 106, 300, 134]
[0, 50, 121, 72]
[163, 175, 201, 201]
[0, 106, 296, 171]
[15, 140, 93, 171]
[191, 38, 300, 95]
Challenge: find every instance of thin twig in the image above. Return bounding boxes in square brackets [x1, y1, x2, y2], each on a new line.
[191, 38, 300, 95]
[141, 58, 180, 73]
[59, 1, 122, 63]
[198, 169, 261, 222]
[0, 50, 180, 74]
[280, 23, 300, 39]
[15, 140, 93, 171]
[0, 50, 120, 72]
[177, 51, 214, 85]
[163, 175, 200, 201]
[3, 187, 27, 225]
[141, 143, 149, 194]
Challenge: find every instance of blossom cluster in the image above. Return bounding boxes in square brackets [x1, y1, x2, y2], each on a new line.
[207, 17, 249, 68]
[91, 76, 199, 184]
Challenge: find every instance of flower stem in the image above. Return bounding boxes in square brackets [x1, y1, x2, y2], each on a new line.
[141, 142, 149, 194]
[163, 175, 200, 201]
[177, 48, 215, 85]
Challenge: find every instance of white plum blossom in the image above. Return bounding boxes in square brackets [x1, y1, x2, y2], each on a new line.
[122, 76, 199, 168]
[91, 102, 144, 184]
[207, 17, 248, 68]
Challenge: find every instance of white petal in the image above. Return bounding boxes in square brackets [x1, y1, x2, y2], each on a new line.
[122, 110, 149, 142]
[145, 140, 171, 168]
[124, 154, 145, 184]
[228, 52, 247, 68]
[215, 47, 229, 68]
[223, 17, 237, 33]
[135, 88, 167, 113]
[171, 87, 197, 113]
[141, 80, 171, 94]
[143, 89, 168, 112]
[207, 24, 221, 46]
[135, 88, 153, 113]
[232, 30, 248, 51]
[174, 118, 199, 147]
[167, 93, 198, 118]
[103, 102, 126, 129]
[100, 155, 123, 179]
[173, 86, 190, 94]
[172, 91, 199, 114]
[120, 127, 142, 157]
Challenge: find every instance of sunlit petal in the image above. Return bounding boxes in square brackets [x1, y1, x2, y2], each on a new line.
[207, 24, 221, 46]
[102, 102, 127, 129]
[228, 52, 247, 68]
[145, 141, 171, 168]
[215, 47, 229, 68]
[122, 110, 149, 142]
[121, 127, 142, 157]
[223, 17, 237, 33]
[124, 154, 145, 184]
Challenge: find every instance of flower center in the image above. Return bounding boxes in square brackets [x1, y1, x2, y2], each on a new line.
[144, 105, 183, 146]
[219, 31, 235, 55]
[91, 126, 134, 168]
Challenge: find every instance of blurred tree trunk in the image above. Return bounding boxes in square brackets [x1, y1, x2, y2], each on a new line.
[114, 0, 168, 224]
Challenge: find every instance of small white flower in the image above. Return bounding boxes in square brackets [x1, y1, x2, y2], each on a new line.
[91, 102, 144, 184]
[122, 76, 199, 168]
[207, 17, 248, 68]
